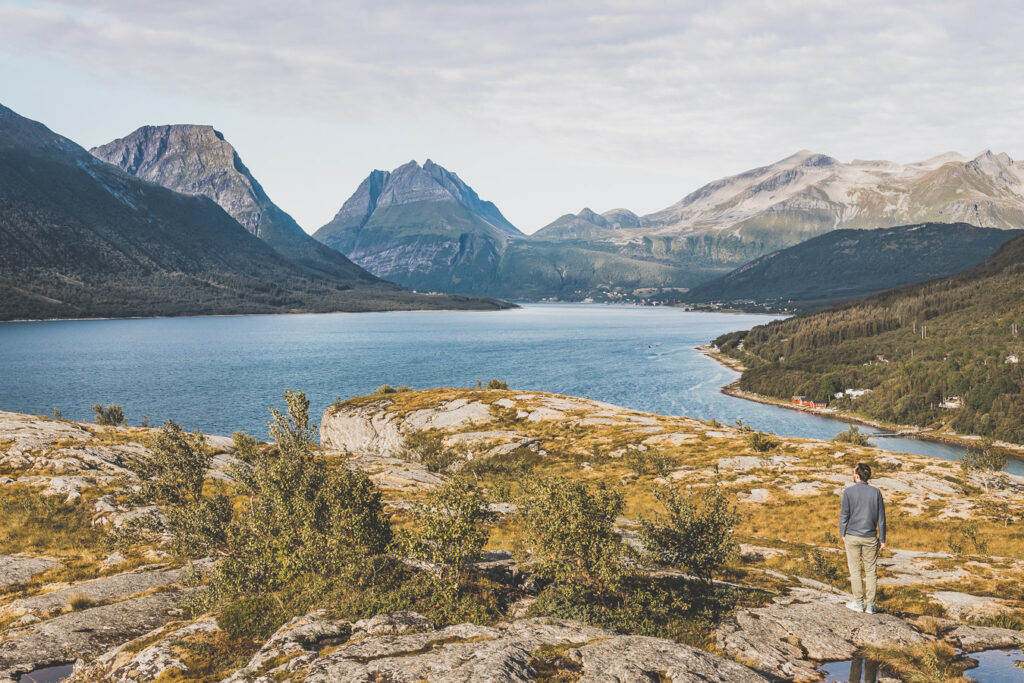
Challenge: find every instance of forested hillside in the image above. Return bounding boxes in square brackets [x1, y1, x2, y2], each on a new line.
[686, 223, 1020, 310]
[714, 234, 1024, 442]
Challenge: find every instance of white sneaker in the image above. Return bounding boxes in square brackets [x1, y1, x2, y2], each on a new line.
[845, 601, 864, 612]
[864, 605, 876, 614]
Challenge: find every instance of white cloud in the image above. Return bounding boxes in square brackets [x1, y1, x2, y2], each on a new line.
[1, 0, 1023, 231]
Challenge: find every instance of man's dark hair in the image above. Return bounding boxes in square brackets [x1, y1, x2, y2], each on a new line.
[855, 462, 872, 482]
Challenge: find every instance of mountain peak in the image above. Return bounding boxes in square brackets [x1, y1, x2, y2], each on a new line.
[324, 159, 520, 237]
[92, 123, 380, 284]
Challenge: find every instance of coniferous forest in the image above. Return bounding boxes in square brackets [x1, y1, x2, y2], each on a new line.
[715, 234, 1024, 443]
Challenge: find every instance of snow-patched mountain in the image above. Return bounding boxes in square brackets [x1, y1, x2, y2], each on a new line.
[92, 125, 378, 284]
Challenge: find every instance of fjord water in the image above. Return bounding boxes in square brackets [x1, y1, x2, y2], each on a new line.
[0, 304, 993, 469]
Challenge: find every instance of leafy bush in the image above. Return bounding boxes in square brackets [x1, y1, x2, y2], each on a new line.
[623, 449, 677, 476]
[486, 379, 509, 390]
[960, 442, 1008, 491]
[746, 431, 778, 452]
[403, 429, 459, 472]
[217, 595, 286, 641]
[135, 421, 211, 506]
[520, 478, 626, 591]
[373, 384, 414, 395]
[231, 431, 260, 464]
[92, 403, 126, 426]
[640, 484, 739, 584]
[833, 425, 871, 446]
[399, 478, 494, 591]
[214, 390, 392, 597]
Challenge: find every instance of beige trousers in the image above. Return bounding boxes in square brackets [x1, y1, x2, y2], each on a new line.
[844, 534, 879, 607]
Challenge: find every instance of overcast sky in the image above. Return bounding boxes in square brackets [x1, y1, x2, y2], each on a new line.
[2, 0, 1023, 233]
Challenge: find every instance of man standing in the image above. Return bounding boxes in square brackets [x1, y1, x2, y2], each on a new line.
[840, 462, 886, 614]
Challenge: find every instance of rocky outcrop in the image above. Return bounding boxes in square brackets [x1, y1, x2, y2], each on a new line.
[716, 587, 930, 681]
[89, 612, 768, 682]
[0, 590, 188, 682]
[0, 556, 60, 590]
[0, 565, 186, 620]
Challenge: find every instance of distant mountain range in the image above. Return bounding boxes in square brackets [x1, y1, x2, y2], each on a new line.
[0, 104, 509, 320]
[313, 161, 693, 298]
[685, 222, 1022, 310]
[314, 150, 1024, 300]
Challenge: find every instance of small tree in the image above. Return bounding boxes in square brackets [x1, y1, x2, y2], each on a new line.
[216, 390, 392, 595]
[400, 478, 493, 591]
[92, 403, 126, 426]
[746, 431, 778, 452]
[136, 421, 211, 506]
[960, 442, 1008, 492]
[486, 379, 509, 390]
[833, 425, 871, 446]
[639, 484, 739, 584]
[520, 478, 625, 591]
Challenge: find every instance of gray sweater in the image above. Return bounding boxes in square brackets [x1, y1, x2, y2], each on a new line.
[839, 481, 886, 543]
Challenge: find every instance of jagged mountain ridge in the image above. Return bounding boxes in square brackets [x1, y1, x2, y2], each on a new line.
[313, 160, 713, 297]
[685, 222, 1023, 310]
[537, 150, 1024, 248]
[91, 125, 378, 284]
[0, 104, 510, 319]
[319, 150, 1024, 299]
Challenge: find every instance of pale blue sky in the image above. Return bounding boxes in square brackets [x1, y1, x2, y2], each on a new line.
[2, 0, 1023, 233]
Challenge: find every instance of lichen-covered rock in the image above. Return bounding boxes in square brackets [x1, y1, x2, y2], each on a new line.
[0, 566, 185, 619]
[67, 617, 220, 683]
[0, 556, 61, 590]
[0, 590, 188, 683]
[572, 634, 768, 682]
[716, 587, 929, 681]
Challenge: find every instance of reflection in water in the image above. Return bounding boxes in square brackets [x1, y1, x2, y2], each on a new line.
[848, 657, 879, 682]
[820, 657, 887, 682]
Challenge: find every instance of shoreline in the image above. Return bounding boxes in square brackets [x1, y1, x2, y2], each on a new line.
[696, 344, 1024, 457]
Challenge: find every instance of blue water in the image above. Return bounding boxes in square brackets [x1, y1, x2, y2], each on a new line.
[0, 303, 1006, 470]
[820, 649, 1024, 682]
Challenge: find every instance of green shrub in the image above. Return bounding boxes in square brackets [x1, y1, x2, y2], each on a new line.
[134, 421, 211, 506]
[960, 442, 1008, 492]
[639, 484, 739, 584]
[520, 478, 626, 591]
[834, 425, 871, 446]
[92, 403, 126, 426]
[746, 431, 778, 453]
[214, 390, 392, 597]
[403, 429, 459, 472]
[623, 449, 676, 476]
[217, 595, 286, 641]
[231, 431, 260, 464]
[486, 379, 509, 390]
[399, 478, 494, 591]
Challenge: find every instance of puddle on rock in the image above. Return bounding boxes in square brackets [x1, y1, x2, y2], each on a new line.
[17, 664, 74, 683]
[820, 649, 1024, 682]
[819, 656, 892, 682]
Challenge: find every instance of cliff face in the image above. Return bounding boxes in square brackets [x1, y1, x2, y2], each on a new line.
[92, 125, 382, 284]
